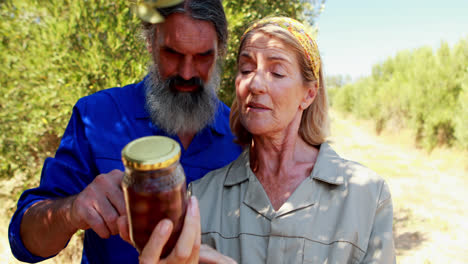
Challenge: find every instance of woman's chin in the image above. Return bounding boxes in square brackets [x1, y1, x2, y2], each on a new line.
[245, 125, 274, 137]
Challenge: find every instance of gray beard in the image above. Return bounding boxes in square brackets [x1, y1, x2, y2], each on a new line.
[144, 64, 220, 135]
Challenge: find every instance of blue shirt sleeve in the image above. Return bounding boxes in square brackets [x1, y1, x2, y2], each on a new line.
[8, 99, 97, 262]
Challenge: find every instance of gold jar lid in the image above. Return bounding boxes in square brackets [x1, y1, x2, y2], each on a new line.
[121, 136, 181, 171]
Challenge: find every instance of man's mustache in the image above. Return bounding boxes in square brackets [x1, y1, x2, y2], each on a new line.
[167, 76, 203, 90]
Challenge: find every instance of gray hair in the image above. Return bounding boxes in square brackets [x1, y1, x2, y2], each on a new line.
[141, 0, 228, 56]
[145, 63, 221, 135]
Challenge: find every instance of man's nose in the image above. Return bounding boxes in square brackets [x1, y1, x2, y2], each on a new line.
[179, 56, 196, 80]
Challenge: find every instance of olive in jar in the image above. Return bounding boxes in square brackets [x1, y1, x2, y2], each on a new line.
[121, 136, 188, 257]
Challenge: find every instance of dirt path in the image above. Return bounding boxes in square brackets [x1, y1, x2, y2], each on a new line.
[1, 110, 467, 263]
[328, 111, 468, 264]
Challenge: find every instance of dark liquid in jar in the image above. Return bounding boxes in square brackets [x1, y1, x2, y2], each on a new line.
[123, 168, 187, 258]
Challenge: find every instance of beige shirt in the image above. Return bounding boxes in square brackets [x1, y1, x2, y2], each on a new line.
[189, 142, 395, 264]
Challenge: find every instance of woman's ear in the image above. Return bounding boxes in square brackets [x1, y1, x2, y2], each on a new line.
[300, 81, 318, 110]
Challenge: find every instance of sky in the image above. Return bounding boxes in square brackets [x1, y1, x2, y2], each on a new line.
[315, 0, 468, 80]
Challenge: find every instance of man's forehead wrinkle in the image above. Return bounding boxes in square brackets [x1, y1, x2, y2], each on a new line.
[159, 13, 217, 53]
[172, 19, 215, 40]
[163, 27, 216, 55]
[174, 27, 213, 42]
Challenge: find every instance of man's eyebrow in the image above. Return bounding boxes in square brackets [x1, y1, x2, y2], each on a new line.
[199, 49, 215, 56]
[162, 46, 182, 55]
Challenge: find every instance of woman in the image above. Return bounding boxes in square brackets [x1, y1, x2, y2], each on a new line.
[122, 17, 395, 263]
[192, 17, 395, 263]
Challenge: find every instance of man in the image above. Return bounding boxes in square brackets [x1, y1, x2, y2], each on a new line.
[8, 1, 241, 263]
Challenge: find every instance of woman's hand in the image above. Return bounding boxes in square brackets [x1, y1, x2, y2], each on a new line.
[139, 196, 201, 264]
[199, 244, 237, 264]
[118, 196, 236, 263]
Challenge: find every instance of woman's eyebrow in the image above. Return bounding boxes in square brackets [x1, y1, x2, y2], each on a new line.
[239, 51, 253, 60]
[267, 55, 292, 64]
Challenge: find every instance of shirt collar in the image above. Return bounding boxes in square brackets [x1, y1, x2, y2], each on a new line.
[224, 142, 345, 186]
[208, 103, 230, 136]
[134, 75, 229, 136]
[311, 142, 345, 185]
[224, 150, 250, 186]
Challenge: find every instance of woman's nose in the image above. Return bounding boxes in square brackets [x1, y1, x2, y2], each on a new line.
[248, 71, 267, 94]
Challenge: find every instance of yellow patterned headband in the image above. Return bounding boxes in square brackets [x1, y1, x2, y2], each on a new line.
[241, 17, 321, 85]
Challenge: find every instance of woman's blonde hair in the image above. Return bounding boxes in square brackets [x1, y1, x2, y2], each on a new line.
[230, 19, 330, 146]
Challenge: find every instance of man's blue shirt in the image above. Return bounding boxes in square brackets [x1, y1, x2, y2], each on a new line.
[9, 78, 242, 263]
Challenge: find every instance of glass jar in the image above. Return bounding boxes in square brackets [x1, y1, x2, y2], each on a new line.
[121, 136, 187, 257]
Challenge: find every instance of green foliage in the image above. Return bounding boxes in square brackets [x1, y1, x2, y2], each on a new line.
[0, 0, 148, 180]
[453, 40, 468, 149]
[326, 74, 351, 107]
[331, 37, 468, 150]
[0, 0, 325, 183]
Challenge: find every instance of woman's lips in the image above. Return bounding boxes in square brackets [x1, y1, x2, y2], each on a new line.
[246, 102, 271, 111]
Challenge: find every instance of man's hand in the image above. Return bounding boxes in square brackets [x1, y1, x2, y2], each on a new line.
[69, 169, 126, 238]
[20, 169, 127, 257]
[118, 196, 236, 264]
